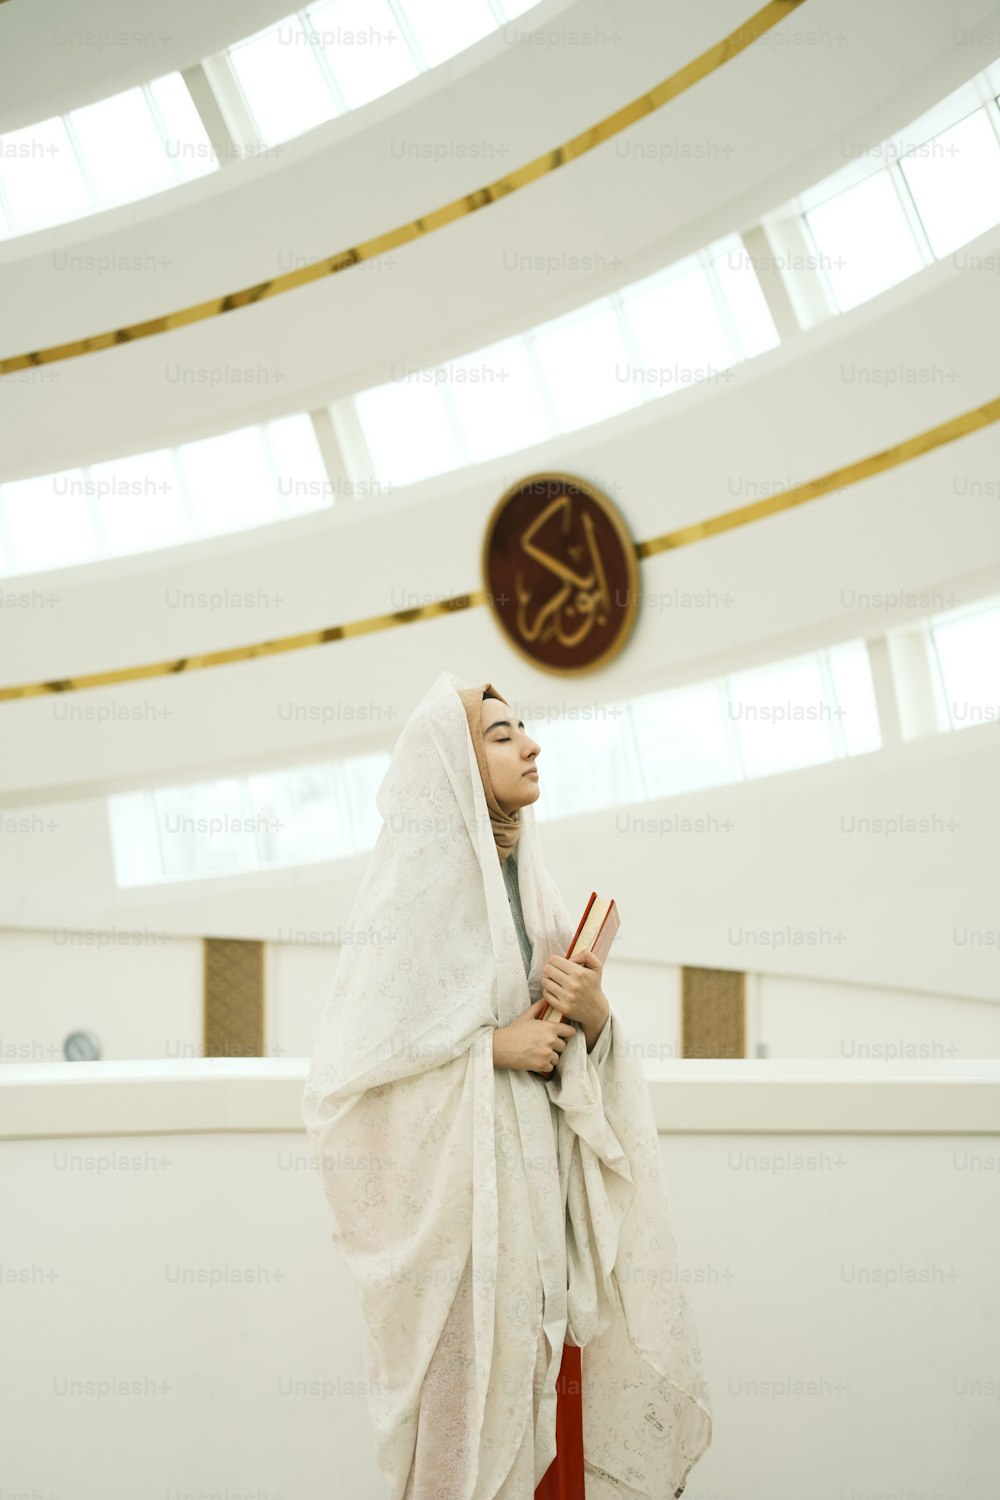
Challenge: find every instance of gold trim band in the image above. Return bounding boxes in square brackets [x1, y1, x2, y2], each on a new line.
[0, 1, 805, 375]
[2, 392, 998, 702]
[636, 394, 1000, 556]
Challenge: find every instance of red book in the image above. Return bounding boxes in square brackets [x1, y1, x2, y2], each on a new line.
[539, 892, 619, 1023]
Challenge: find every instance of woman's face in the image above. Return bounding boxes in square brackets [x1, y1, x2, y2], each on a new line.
[480, 699, 541, 815]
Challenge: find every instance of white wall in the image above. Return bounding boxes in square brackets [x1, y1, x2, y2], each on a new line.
[0, 928, 200, 1063]
[0, 1060, 996, 1500]
[3, 899, 999, 1071]
[756, 973, 1000, 1061]
[268, 936, 339, 1060]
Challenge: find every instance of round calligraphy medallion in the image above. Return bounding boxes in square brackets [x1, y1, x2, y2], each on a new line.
[481, 472, 639, 674]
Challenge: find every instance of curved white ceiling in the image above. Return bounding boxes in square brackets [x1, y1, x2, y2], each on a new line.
[0, 0, 313, 134]
[1, 0, 998, 1011]
[2, 234, 998, 798]
[3, 0, 1000, 481]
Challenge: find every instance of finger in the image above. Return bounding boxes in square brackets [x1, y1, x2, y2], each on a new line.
[546, 955, 577, 976]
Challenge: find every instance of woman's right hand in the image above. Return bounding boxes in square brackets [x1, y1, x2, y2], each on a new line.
[492, 999, 577, 1074]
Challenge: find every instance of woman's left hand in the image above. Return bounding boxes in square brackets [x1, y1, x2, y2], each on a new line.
[542, 950, 610, 1049]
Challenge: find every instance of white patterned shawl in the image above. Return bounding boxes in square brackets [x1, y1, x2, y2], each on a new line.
[301, 669, 712, 1498]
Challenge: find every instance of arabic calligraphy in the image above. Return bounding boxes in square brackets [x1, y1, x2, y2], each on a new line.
[515, 494, 612, 648]
[483, 472, 639, 674]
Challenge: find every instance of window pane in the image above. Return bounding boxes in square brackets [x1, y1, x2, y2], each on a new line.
[265, 414, 331, 515]
[69, 88, 175, 202]
[2, 471, 99, 572]
[308, 0, 418, 107]
[526, 709, 640, 819]
[153, 779, 255, 880]
[532, 304, 637, 431]
[354, 377, 462, 486]
[826, 641, 881, 754]
[630, 683, 738, 797]
[402, 0, 497, 65]
[900, 110, 1000, 257]
[247, 763, 349, 864]
[230, 19, 338, 146]
[932, 604, 1000, 730]
[0, 117, 91, 228]
[448, 338, 551, 462]
[147, 73, 217, 182]
[711, 242, 780, 357]
[344, 751, 391, 849]
[805, 170, 924, 311]
[107, 792, 164, 887]
[622, 265, 736, 393]
[90, 450, 189, 555]
[727, 657, 838, 777]
[177, 427, 279, 533]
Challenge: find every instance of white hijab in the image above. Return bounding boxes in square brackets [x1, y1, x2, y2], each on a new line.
[301, 669, 712, 1498]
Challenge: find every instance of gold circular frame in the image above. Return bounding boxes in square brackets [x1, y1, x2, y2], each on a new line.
[480, 470, 641, 677]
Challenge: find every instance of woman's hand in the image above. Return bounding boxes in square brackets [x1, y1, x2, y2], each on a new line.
[541, 949, 610, 1051]
[493, 999, 577, 1075]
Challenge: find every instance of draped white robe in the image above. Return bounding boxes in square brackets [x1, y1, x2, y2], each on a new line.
[301, 670, 712, 1499]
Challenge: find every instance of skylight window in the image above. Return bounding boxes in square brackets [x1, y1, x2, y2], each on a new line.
[446, 339, 550, 464]
[0, 415, 330, 578]
[0, 75, 215, 238]
[630, 682, 739, 799]
[532, 304, 636, 430]
[621, 262, 737, 390]
[0, 117, 92, 230]
[108, 751, 392, 885]
[307, 0, 418, 107]
[70, 88, 177, 202]
[930, 601, 1000, 731]
[804, 170, 926, 311]
[898, 109, 1000, 258]
[229, 17, 341, 146]
[709, 243, 781, 358]
[105, 641, 881, 885]
[354, 376, 464, 487]
[2, 471, 102, 572]
[400, 0, 498, 66]
[344, 244, 759, 486]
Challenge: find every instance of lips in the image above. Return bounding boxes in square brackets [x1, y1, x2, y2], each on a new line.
[523, 768, 539, 777]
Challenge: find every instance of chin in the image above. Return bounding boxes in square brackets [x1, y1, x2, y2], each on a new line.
[515, 779, 541, 811]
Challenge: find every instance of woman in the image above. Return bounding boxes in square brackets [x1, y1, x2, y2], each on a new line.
[301, 671, 712, 1499]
